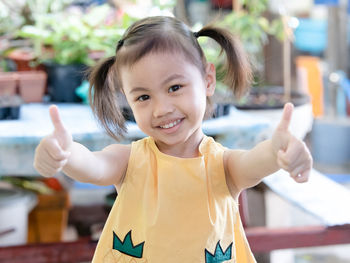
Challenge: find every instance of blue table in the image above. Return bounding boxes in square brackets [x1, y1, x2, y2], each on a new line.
[0, 103, 313, 176]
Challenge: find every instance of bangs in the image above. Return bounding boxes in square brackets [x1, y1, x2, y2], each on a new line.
[116, 33, 206, 74]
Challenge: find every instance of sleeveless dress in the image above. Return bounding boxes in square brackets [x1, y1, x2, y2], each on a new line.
[92, 136, 256, 263]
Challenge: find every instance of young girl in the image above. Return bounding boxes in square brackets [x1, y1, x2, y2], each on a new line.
[34, 16, 312, 263]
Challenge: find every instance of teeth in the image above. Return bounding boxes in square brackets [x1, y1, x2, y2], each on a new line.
[160, 119, 180, 129]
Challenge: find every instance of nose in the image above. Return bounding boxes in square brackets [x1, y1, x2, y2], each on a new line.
[152, 97, 174, 118]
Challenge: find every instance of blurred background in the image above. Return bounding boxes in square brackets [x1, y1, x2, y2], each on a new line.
[0, 0, 350, 262]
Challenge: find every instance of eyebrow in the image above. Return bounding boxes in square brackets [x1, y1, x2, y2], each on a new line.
[129, 73, 186, 94]
[129, 87, 148, 94]
[161, 73, 185, 85]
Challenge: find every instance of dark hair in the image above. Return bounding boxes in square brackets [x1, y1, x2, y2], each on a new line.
[88, 16, 252, 141]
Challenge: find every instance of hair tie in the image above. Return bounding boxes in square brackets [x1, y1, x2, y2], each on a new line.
[193, 31, 200, 38]
[116, 39, 124, 51]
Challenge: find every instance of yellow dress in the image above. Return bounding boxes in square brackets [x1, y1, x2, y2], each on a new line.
[92, 136, 256, 263]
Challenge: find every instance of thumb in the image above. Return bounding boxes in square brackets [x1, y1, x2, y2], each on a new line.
[276, 102, 294, 132]
[49, 105, 66, 133]
[49, 105, 72, 150]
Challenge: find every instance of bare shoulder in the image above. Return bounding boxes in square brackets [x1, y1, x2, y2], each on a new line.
[102, 143, 131, 157]
[95, 143, 132, 187]
[101, 143, 132, 170]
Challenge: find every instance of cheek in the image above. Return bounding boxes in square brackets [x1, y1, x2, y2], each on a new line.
[129, 105, 149, 128]
[191, 88, 207, 109]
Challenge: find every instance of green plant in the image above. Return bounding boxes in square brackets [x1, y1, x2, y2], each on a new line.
[15, 0, 177, 66]
[17, 4, 138, 66]
[199, 0, 284, 90]
[0, 0, 74, 71]
[0, 0, 73, 37]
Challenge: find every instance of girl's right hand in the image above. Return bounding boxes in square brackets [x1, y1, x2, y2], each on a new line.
[33, 105, 72, 177]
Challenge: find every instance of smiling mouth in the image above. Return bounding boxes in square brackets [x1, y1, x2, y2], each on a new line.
[159, 119, 181, 129]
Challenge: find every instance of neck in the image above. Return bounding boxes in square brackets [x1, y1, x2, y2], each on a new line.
[154, 130, 205, 158]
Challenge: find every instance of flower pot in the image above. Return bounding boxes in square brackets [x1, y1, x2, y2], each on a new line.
[6, 49, 36, 71]
[18, 71, 47, 103]
[0, 95, 22, 120]
[0, 73, 17, 96]
[45, 63, 86, 103]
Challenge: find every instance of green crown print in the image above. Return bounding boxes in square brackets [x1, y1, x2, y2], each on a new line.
[205, 241, 233, 263]
[112, 230, 145, 258]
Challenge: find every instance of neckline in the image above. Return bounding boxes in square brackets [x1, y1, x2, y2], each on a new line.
[148, 136, 209, 161]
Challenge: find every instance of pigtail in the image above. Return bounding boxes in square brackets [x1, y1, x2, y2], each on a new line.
[88, 56, 126, 141]
[196, 26, 252, 97]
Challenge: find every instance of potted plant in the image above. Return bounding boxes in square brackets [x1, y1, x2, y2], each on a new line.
[0, 0, 74, 105]
[17, 3, 131, 102]
[0, 71, 47, 103]
[17, 71, 47, 103]
[0, 73, 21, 118]
[1, 0, 74, 71]
[0, 72, 17, 96]
[200, 0, 309, 111]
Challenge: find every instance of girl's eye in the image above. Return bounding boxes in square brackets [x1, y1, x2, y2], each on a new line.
[168, 85, 181, 93]
[137, 95, 149, 101]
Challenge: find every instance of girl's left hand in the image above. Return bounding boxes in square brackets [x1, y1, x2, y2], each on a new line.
[271, 103, 313, 183]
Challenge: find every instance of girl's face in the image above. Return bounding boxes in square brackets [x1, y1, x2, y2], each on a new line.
[120, 52, 216, 156]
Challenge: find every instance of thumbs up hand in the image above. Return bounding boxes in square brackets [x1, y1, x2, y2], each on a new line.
[271, 103, 313, 183]
[33, 105, 72, 177]
[49, 105, 72, 151]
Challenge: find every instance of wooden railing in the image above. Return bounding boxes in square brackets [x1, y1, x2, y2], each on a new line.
[1, 225, 350, 263]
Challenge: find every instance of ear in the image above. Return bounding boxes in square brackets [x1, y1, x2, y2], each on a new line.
[205, 63, 216, 97]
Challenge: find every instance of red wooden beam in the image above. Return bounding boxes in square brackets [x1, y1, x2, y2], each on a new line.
[1, 225, 350, 262]
[246, 225, 350, 253]
[0, 238, 97, 263]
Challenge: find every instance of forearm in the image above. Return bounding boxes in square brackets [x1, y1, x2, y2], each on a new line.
[239, 139, 279, 182]
[229, 103, 312, 190]
[62, 142, 106, 184]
